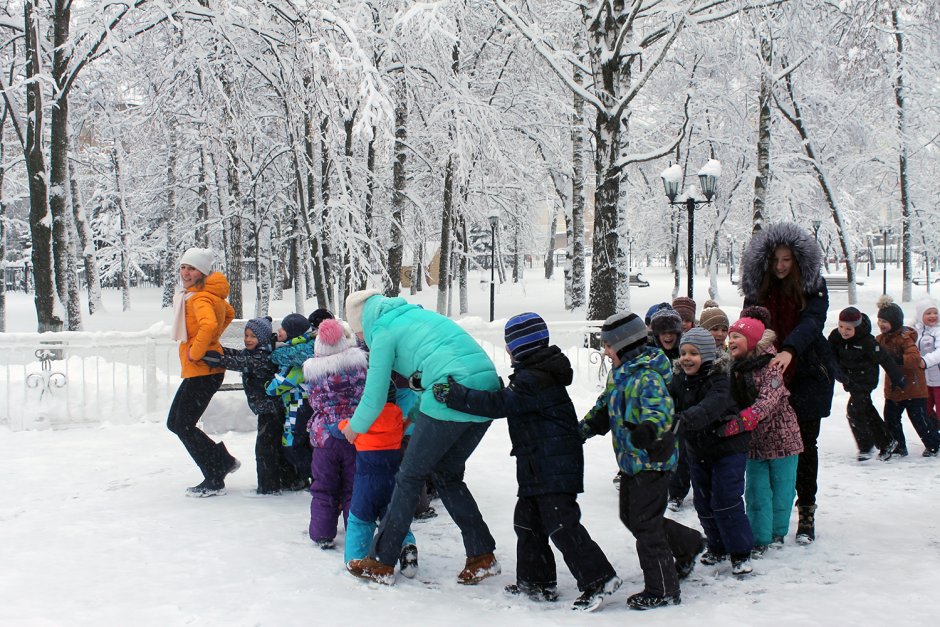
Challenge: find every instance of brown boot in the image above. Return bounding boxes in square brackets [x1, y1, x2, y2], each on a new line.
[457, 552, 501, 585]
[346, 557, 395, 585]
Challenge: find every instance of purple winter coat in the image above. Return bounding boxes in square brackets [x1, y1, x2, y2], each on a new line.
[302, 346, 368, 448]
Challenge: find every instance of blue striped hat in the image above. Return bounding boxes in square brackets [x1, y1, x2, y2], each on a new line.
[505, 312, 550, 362]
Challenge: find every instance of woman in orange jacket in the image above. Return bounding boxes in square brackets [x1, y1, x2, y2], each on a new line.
[167, 247, 239, 496]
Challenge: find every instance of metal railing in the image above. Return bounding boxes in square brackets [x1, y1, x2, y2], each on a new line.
[0, 319, 610, 431]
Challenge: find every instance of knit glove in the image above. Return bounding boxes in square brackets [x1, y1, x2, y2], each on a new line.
[630, 422, 658, 451]
[431, 377, 453, 404]
[720, 407, 759, 438]
[892, 375, 908, 391]
[202, 350, 222, 367]
[327, 422, 344, 440]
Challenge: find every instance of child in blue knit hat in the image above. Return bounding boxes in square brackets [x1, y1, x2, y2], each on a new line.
[202, 317, 286, 494]
[433, 312, 620, 612]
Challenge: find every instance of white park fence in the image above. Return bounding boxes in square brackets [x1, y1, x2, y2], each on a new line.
[0, 319, 609, 432]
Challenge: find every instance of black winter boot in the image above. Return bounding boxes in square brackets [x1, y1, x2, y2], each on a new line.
[796, 504, 816, 545]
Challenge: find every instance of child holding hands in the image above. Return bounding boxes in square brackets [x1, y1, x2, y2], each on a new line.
[671, 327, 753, 576]
[434, 313, 619, 612]
[725, 309, 803, 552]
[580, 311, 703, 611]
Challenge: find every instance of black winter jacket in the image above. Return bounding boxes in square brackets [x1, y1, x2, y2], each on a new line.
[443, 345, 583, 497]
[216, 346, 281, 415]
[739, 221, 836, 422]
[828, 314, 904, 394]
[670, 358, 749, 461]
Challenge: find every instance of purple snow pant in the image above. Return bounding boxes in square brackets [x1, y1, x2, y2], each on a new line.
[309, 435, 357, 542]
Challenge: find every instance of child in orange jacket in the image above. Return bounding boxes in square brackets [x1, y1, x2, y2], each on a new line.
[338, 386, 417, 582]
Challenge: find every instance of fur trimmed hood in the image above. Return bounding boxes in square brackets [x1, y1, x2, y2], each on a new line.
[739, 222, 824, 300]
[302, 345, 368, 383]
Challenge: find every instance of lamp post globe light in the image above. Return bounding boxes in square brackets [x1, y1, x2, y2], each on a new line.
[661, 159, 721, 298]
[488, 212, 499, 322]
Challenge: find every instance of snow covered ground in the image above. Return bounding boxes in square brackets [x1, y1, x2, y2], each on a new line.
[2, 264, 940, 625]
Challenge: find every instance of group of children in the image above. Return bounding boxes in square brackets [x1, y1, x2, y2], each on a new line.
[199, 291, 940, 614]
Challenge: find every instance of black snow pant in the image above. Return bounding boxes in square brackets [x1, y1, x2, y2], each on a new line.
[619, 471, 703, 598]
[668, 434, 692, 502]
[514, 493, 616, 592]
[255, 409, 284, 493]
[796, 419, 821, 508]
[281, 402, 313, 483]
[846, 392, 893, 453]
[167, 373, 235, 481]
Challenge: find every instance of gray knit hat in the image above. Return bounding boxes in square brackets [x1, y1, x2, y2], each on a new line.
[600, 312, 648, 361]
[680, 327, 717, 364]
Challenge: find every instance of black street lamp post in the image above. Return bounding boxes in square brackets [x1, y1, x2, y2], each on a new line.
[661, 161, 721, 298]
[488, 213, 499, 322]
[882, 225, 892, 295]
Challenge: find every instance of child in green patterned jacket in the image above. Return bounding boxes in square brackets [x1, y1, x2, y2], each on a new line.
[581, 311, 703, 611]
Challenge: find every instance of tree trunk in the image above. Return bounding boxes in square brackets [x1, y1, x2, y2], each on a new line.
[49, 0, 82, 330]
[751, 35, 773, 234]
[563, 210, 573, 310]
[436, 156, 455, 315]
[458, 216, 469, 315]
[254, 196, 272, 317]
[196, 145, 210, 247]
[302, 81, 327, 308]
[363, 129, 377, 291]
[386, 77, 407, 297]
[544, 211, 557, 279]
[569, 53, 586, 310]
[319, 116, 333, 310]
[24, 0, 62, 332]
[778, 73, 857, 304]
[893, 8, 912, 302]
[161, 130, 179, 308]
[110, 146, 131, 312]
[0, 124, 6, 331]
[69, 160, 103, 313]
[224, 140, 243, 318]
[292, 209, 306, 315]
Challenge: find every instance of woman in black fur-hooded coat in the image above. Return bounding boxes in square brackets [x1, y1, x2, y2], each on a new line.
[738, 221, 835, 545]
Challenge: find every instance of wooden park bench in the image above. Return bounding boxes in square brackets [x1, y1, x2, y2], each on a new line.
[822, 274, 863, 291]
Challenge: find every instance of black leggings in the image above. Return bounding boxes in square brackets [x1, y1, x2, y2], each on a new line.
[167, 373, 232, 480]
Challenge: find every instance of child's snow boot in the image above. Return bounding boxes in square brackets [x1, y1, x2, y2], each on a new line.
[185, 477, 225, 497]
[626, 589, 680, 610]
[572, 575, 621, 612]
[731, 555, 753, 576]
[399, 544, 418, 579]
[796, 504, 816, 545]
[504, 582, 559, 602]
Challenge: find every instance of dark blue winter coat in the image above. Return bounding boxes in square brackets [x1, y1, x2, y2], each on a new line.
[212, 346, 280, 415]
[670, 357, 749, 461]
[442, 345, 583, 497]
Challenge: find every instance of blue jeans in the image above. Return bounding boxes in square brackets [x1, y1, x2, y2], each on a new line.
[370, 413, 495, 565]
[884, 398, 940, 452]
[690, 453, 753, 558]
[745, 455, 798, 546]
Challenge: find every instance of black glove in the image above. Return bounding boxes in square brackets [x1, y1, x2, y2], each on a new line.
[892, 375, 908, 391]
[202, 350, 222, 367]
[630, 421, 658, 451]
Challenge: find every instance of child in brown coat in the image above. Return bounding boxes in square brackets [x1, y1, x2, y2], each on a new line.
[875, 296, 940, 457]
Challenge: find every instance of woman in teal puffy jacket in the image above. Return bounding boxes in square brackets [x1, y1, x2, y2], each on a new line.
[341, 290, 502, 586]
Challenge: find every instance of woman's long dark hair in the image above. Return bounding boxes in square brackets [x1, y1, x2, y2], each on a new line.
[757, 245, 806, 311]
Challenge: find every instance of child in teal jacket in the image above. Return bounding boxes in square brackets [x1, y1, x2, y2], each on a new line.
[580, 311, 703, 611]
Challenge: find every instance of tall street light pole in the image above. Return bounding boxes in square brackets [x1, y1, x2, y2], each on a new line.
[488, 213, 499, 322]
[882, 227, 888, 294]
[661, 160, 721, 299]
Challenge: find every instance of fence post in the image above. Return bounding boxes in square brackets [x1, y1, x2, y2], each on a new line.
[145, 338, 157, 414]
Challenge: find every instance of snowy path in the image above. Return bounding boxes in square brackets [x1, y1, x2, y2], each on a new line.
[2, 397, 939, 626]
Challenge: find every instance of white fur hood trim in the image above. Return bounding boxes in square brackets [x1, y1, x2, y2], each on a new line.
[302, 346, 368, 382]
